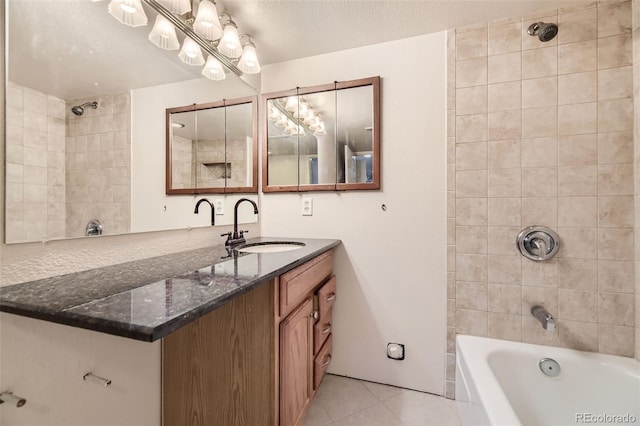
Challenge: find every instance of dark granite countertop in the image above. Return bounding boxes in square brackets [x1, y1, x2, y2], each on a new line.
[0, 237, 341, 342]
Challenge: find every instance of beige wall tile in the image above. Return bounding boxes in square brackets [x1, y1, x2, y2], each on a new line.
[488, 81, 521, 112]
[558, 102, 597, 135]
[522, 167, 558, 197]
[598, 66, 633, 100]
[522, 14, 559, 50]
[598, 98, 633, 132]
[488, 140, 521, 169]
[488, 198, 521, 226]
[558, 258, 598, 290]
[598, 132, 633, 164]
[448, 299, 456, 326]
[598, 323, 635, 356]
[598, 196, 634, 227]
[456, 114, 488, 142]
[521, 137, 558, 167]
[558, 165, 598, 196]
[522, 107, 558, 138]
[447, 272, 456, 299]
[456, 226, 488, 254]
[23, 88, 47, 114]
[522, 259, 558, 287]
[522, 46, 558, 79]
[558, 134, 597, 166]
[598, 163, 634, 195]
[558, 40, 597, 74]
[456, 282, 488, 310]
[488, 22, 522, 55]
[488, 226, 522, 255]
[488, 255, 522, 284]
[489, 168, 522, 197]
[456, 309, 488, 336]
[456, 28, 488, 60]
[599, 292, 635, 325]
[488, 52, 521, 83]
[456, 58, 488, 88]
[558, 7, 597, 44]
[448, 110, 456, 137]
[557, 227, 598, 258]
[456, 142, 488, 171]
[522, 286, 558, 316]
[456, 253, 488, 282]
[598, 227, 634, 260]
[598, 1, 632, 37]
[521, 197, 558, 226]
[457, 86, 488, 115]
[522, 77, 558, 109]
[447, 191, 455, 218]
[488, 284, 522, 314]
[522, 315, 560, 345]
[456, 198, 488, 225]
[448, 245, 456, 272]
[558, 196, 598, 227]
[488, 313, 522, 341]
[447, 326, 456, 353]
[559, 320, 598, 351]
[488, 110, 522, 140]
[598, 259, 635, 292]
[558, 72, 597, 105]
[447, 219, 456, 245]
[457, 170, 488, 197]
[559, 288, 598, 321]
[598, 34, 632, 68]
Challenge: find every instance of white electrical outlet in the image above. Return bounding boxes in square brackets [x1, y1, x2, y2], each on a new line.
[214, 199, 224, 215]
[302, 198, 313, 216]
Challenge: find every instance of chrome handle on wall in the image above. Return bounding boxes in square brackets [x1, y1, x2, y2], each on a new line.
[322, 325, 332, 334]
[321, 355, 332, 367]
[326, 294, 336, 302]
[83, 372, 112, 387]
[0, 391, 26, 407]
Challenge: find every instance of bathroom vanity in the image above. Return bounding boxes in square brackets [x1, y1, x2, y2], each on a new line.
[0, 237, 340, 426]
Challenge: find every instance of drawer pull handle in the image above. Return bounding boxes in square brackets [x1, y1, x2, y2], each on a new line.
[322, 355, 332, 368]
[326, 294, 336, 302]
[83, 372, 112, 387]
[322, 325, 332, 334]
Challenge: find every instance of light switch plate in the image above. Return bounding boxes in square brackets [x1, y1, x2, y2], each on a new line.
[215, 199, 224, 215]
[302, 198, 313, 216]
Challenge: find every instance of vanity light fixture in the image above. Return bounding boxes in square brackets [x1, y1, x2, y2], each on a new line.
[148, 15, 180, 50]
[218, 17, 243, 58]
[237, 39, 261, 74]
[157, 0, 191, 15]
[179, 37, 205, 65]
[202, 55, 226, 80]
[285, 96, 298, 112]
[193, 0, 223, 41]
[108, 0, 148, 27]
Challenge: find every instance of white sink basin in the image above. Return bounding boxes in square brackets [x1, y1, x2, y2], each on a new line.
[237, 241, 305, 254]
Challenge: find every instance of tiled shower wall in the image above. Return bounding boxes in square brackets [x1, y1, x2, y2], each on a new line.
[446, 0, 635, 396]
[65, 93, 131, 238]
[634, 0, 640, 362]
[5, 82, 66, 242]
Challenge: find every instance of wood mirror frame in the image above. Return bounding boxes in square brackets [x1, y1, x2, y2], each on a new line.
[166, 96, 258, 195]
[262, 76, 380, 193]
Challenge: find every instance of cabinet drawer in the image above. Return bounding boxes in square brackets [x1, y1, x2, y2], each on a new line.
[317, 276, 336, 317]
[314, 309, 332, 355]
[280, 251, 333, 317]
[314, 335, 332, 391]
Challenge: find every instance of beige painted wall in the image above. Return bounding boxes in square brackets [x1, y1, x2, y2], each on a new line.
[446, 0, 636, 392]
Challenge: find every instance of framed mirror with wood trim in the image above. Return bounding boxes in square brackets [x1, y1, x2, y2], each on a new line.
[262, 76, 380, 192]
[166, 96, 258, 195]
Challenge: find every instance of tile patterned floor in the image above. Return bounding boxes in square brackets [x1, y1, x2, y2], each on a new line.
[302, 374, 462, 426]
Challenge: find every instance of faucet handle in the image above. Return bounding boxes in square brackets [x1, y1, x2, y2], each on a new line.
[239, 230, 249, 237]
[220, 232, 232, 242]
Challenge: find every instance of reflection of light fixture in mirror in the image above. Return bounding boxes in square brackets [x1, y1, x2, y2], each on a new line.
[275, 114, 289, 128]
[172, 122, 185, 128]
[193, 0, 222, 40]
[218, 18, 243, 58]
[303, 109, 316, 125]
[179, 37, 205, 65]
[313, 121, 326, 135]
[202, 55, 226, 80]
[148, 15, 180, 50]
[237, 39, 261, 74]
[285, 96, 298, 112]
[157, 0, 191, 15]
[108, 0, 147, 27]
[293, 101, 308, 118]
[269, 105, 281, 121]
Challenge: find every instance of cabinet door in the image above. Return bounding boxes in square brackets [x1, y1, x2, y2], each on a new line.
[280, 297, 314, 426]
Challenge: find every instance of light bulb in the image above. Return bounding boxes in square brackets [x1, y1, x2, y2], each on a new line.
[218, 22, 243, 58]
[294, 101, 308, 118]
[237, 42, 261, 74]
[108, 0, 147, 27]
[194, 0, 222, 40]
[179, 37, 205, 65]
[148, 15, 179, 50]
[202, 55, 226, 81]
[157, 0, 191, 15]
[285, 96, 298, 112]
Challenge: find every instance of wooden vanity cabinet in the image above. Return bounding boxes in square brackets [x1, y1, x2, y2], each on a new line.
[162, 250, 335, 426]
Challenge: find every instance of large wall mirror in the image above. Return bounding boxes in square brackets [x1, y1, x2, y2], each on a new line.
[262, 76, 380, 192]
[166, 96, 257, 194]
[4, 0, 259, 244]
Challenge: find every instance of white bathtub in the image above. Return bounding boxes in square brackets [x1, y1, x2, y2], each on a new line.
[455, 335, 640, 426]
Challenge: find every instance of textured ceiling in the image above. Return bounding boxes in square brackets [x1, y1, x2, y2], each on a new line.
[7, 0, 587, 100]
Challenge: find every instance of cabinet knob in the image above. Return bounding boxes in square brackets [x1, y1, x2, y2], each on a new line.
[311, 311, 319, 320]
[326, 294, 336, 302]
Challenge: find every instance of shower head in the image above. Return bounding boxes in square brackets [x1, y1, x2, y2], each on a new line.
[71, 101, 98, 116]
[527, 22, 558, 42]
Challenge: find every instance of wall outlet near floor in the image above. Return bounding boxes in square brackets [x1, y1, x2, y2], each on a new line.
[387, 343, 405, 360]
[302, 197, 313, 216]
[214, 199, 224, 215]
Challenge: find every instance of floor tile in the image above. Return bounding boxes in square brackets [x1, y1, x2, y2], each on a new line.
[361, 380, 407, 401]
[302, 401, 332, 426]
[314, 375, 379, 421]
[383, 389, 462, 426]
[330, 403, 403, 426]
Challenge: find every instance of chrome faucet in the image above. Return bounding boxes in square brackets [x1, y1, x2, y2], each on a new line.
[194, 198, 215, 226]
[221, 198, 258, 246]
[531, 305, 555, 332]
